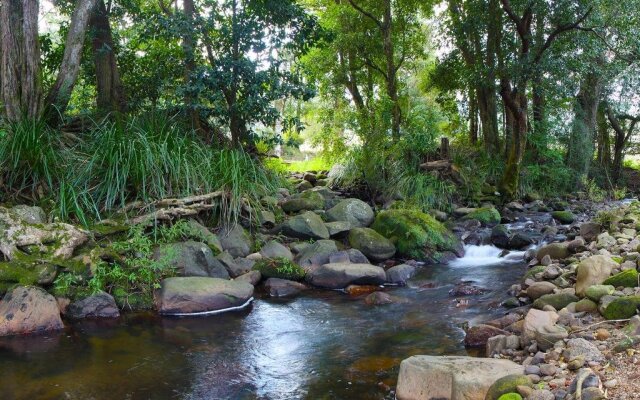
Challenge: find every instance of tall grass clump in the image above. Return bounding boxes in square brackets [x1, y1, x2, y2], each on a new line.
[0, 118, 63, 196]
[57, 113, 281, 224]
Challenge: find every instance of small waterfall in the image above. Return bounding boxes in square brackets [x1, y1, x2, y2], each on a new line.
[450, 245, 526, 268]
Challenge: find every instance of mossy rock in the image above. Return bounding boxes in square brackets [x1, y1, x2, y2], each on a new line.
[112, 288, 152, 310]
[604, 269, 639, 288]
[533, 292, 579, 310]
[551, 211, 576, 224]
[575, 298, 598, 313]
[462, 207, 501, 226]
[602, 296, 640, 320]
[585, 285, 615, 302]
[523, 265, 545, 281]
[0, 260, 59, 286]
[497, 395, 522, 400]
[371, 209, 460, 261]
[485, 374, 531, 400]
[281, 191, 325, 213]
[253, 257, 306, 281]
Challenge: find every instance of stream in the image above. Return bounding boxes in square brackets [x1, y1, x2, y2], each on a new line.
[0, 244, 528, 400]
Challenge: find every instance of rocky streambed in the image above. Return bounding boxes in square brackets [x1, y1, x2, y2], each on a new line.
[0, 175, 634, 399]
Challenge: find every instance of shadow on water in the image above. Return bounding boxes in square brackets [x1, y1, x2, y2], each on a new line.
[0, 245, 526, 400]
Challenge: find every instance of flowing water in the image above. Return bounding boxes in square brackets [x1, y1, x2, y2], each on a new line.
[0, 245, 526, 400]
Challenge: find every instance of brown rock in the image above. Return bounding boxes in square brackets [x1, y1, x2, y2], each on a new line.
[0, 286, 64, 336]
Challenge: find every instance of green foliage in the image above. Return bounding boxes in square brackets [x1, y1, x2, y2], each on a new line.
[253, 257, 306, 281]
[52, 222, 196, 307]
[0, 119, 63, 196]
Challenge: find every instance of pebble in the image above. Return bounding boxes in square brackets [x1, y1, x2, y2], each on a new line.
[528, 374, 541, 384]
[525, 365, 541, 375]
[539, 364, 557, 376]
[604, 379, 618, 388]
[567, 356, 585, 370]
[517, 385, 534, 398]
[529, 389, 555, 400]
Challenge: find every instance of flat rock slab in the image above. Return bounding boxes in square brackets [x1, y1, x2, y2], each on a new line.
[155, 277, 254, 315]
[396, 355, 524, 400]
[306, 263, 386, 289]
[0, 286, 64, 336]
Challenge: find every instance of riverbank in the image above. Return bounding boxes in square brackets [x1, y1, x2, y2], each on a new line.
[397, 200, 640, 400]
[0, 170, 638, 398]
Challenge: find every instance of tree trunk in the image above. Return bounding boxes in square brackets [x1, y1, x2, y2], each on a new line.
[44, 0, 99, 125]
[90, 0, 126, 114]
[499, 85, 528, 199]
[469, 86, 478, 144]
[566, 71, 602, 183]
[595, 103, 611, 169]
[1, 0, 42, 121]
[381, 0, 400, 140]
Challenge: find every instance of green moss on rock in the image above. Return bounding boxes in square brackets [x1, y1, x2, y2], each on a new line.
[371, 209, 460, 261]
[602, 296, 640, 320]
[551, 211, 576, 224]
[462, 207, 501, 225]
[253, 257, 306, 281]
[497, 394, 522, 400]
[485, 374, 531, 400]
[533, 293, 579, 310]
[523, 265, 545, 281]
[604, 269, 639, 288]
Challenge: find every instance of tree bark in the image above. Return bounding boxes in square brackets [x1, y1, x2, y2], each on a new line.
[1, 0, 42, 121]
[90, 0, 126, 114]
[44, 0, 99, 125]
[595, 103, 611, 169]
[566, 71, 602, 183]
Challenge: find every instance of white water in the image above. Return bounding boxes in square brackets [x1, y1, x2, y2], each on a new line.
[450, 245, 526, 268]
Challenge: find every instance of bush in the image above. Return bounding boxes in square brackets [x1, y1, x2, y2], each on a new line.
[253, 257, 306, 281]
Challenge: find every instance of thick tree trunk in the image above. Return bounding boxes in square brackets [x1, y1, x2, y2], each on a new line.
[1, 0, 42, 121]
[499, 85, 528, 199]
[90, 0, 126, 114]
[595, 104, 611, 169]
[44, 0, 99, 124]
[566, 72, 602, 183]
[477, 85, 499, 152]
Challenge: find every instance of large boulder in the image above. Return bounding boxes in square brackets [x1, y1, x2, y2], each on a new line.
[491, 225, 511, 248]
[536, 242, 570, 261]
[10, 205, 47, 224]
[603, 269, 639, 288]
[280, 211, 330, 240]
[526, 281, 557, 300]
[462, 207, 501, 226]
[0, 286, 64, 336]
[551, 211, 576, 224]
[264, 278, 308, 297]
[295, 240, 339, 271]
[580, 222, 602, 242]
[326, 198, 374, 228]
[371, 209, 461, 262]
[184, 220, 223, 254]
[65, 292, 120, 319]
[396, 355, 524, 400]
[154, 241, 229, 279]
[602, 296, 640, 320]
[218, 225, 253, 257]
[259, 241, 294, 261]
[347, 228, 396, 262]
[575, 255, 618, 297]
[281, 191, 325, 213]
[306, 263, 386, 289]
[154, 277, 254, 315]
[386, 264, 417, 285]
[216, 252, 255, 277]
[522, 309, 559, 346]
[533, 293, 579, 310]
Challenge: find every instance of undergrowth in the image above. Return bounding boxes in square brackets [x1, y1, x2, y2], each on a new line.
[0, 114, 282, 225]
